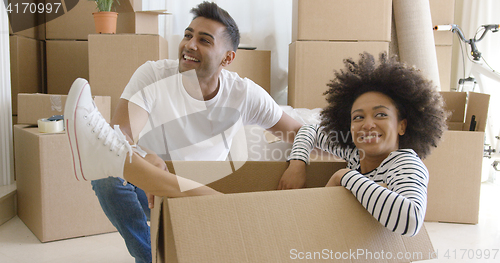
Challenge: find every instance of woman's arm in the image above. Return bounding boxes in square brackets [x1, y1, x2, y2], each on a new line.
[279, 124, 345, 189]
[337, 152, 428, 236]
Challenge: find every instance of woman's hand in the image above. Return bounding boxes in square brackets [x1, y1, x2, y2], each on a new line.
[143, 152, 169, 208]
[326, 168, 351, 187]
[278, 160, 307, 190]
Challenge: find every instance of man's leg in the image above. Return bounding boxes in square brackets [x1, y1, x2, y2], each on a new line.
[91, 177, 151, 263]
[65, 78, 220, 197]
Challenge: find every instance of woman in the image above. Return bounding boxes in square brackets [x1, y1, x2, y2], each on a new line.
[282, 52, 448, 236]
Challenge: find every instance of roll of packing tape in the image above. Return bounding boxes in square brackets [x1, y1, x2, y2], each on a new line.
[38, 118, 64, 133]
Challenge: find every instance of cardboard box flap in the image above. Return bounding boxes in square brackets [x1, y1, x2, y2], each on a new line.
[440, 92, 466, 123]
[167, 187, 433, 262]
[465, 92, 490, 132]
[440, 91, 490, 132]
[165, 161, 347, 194]
[136, 10, 169, 15]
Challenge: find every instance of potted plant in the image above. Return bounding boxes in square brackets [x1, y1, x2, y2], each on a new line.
[91, 0, 120, 34]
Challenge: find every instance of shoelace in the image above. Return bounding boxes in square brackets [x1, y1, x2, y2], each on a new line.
[86, 108, 133, 163]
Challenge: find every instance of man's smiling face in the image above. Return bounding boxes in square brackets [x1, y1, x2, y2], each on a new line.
[178, 17, 231, 80]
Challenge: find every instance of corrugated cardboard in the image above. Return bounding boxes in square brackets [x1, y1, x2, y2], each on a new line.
[430, 0, 456, 46]
[114, 0, 142, 12]
[225, 49, 271, 93]
[288, 41, 389, 109]
[46, 40, 89, 94]
[436, 45, 453, 91]
[88, 34, 168, 116]
[44, 0, 96, 40]
[423, 91, 490, 224]
[7, 0, 45, 40]
[10, 35, 43, 115]
[151, 161, 434, 263]
[440, 92, 490, 132]
[13, 125, 117, 242]
[114, 0, 167, 34]
[17, 93, 111, 125]
[424, 131, 484, 224]
[44, 0, 162, 40]
[292, 0, 392, 42]
[116, 11, 159, 35]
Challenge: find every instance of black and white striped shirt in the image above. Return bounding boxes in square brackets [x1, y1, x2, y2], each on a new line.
[288, 124, 428, 236]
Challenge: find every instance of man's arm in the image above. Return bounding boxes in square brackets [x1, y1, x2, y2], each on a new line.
[110, 98, 149, 144]
[111, 98, 169, 206]
[266, 112, 302, 143]
[264, 112, 306, 190]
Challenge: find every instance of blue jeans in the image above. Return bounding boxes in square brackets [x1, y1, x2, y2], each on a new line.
[91, 177, 151, 263]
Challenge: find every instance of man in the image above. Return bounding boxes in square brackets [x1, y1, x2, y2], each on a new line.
[64, 2, 302, 262]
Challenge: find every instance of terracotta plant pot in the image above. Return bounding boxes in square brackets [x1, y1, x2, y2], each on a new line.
[92, 12, 118, 34]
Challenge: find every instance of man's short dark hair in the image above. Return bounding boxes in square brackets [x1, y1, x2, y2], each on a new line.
[190, 1, 240, 52]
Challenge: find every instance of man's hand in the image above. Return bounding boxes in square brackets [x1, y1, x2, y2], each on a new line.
[278, 160, 307, 190]
[143, 152, 169, 209]
[325, 168, 351, 187]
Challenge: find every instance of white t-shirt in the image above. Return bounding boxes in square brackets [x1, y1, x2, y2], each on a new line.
[121, 59, 283, 161]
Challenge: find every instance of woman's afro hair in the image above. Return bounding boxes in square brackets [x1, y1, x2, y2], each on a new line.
[320, 52, 449, 159]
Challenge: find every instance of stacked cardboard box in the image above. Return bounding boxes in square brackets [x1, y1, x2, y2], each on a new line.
[45, 40, 89, 94]
[288, 0, 392, 109]
[9, 0, 167, 242]
[42, 0, 167, 95]
[13, 95, 114, 242]
[43, 0, 165, 40]
[225, 49, 271, 94]
[7, 0, 45, 40]
[88, 34, 168, 116]
[9, 35, 43, 117]
[423, 91, 490, 224]
[8, 0, 44, 123]
[43, 0, 93, 94]
[430, 0, 456, 91]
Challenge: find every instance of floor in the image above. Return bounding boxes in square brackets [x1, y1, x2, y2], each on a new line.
[0, 181, 499, 263]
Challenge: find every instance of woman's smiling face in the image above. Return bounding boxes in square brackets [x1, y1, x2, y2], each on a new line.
[350, 91, 407, 161]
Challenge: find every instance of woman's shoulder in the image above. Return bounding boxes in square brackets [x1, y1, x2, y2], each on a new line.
[383, 149, 426, 169]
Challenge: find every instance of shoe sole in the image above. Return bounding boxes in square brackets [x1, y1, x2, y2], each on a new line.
[65, 78, 89, 181]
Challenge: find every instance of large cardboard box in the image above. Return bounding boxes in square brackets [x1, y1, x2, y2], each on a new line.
[288, 41, 389, 109]
[423, 91, 490, 224]
[225, 49, 271, 93]
[46, 40, 89, 94]
[430, 0, 456, 46]
[436, 45, 453, 91]
[7, 0, 45, 40]
[10, 35, 43, 115]
[292, 0, 392, 42]
[151, 161, 434, 262]
[17, 93, 111, 125]
[13, 125, 117, 242]
[88, 34, 168, 115]
[44, 0, 96, 40]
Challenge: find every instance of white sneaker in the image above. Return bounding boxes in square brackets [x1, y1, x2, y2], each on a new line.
[65, 78, 132, 181]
